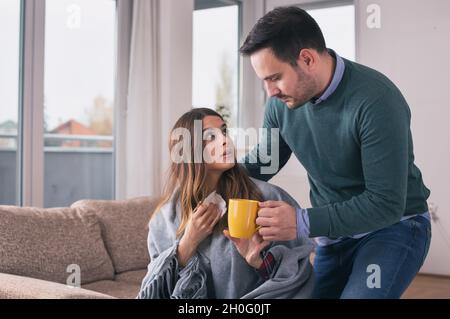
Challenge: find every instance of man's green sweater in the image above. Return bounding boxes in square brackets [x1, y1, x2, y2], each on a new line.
[244, 59, 430, 238]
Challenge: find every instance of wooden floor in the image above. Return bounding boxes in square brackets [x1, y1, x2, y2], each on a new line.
[402, 274, 450, 299]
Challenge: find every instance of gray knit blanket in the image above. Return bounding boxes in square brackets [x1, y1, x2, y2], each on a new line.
[137, 178, 314, 299]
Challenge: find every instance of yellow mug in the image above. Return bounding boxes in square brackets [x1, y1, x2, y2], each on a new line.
[228, 199, 260, 239]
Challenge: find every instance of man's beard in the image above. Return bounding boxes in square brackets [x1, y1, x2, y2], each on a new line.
[280, 66, 318, 109]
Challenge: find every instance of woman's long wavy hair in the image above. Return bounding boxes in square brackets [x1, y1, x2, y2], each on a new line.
[153, 108, 263, 238]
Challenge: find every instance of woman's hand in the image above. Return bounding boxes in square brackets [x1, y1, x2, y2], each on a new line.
[223, 230, 270, 269]
[177, 203, 222, 267]
[185, 203, 222, 246]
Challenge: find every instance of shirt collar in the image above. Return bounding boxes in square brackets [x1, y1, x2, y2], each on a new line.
[311, 49, 345, 105]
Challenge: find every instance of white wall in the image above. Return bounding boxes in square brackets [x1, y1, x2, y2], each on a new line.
[355, 0, 450, 276]
[249, 0, 450, 276]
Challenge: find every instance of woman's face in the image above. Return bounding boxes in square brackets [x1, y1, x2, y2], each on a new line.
[202, 115, 235, 172]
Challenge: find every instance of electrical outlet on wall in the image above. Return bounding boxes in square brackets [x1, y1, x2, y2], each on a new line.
[428, 202, 439, 222]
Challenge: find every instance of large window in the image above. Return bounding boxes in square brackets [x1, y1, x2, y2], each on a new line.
[0, 0, 21, 205]
[306, 4, 355, 61]
[44, 0, 116, 207]
[192, 1, 240, 127]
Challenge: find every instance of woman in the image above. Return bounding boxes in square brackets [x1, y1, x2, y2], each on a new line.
[137, 108, 314, 299]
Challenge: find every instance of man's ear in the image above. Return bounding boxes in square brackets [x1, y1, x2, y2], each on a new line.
[297, 49, 316, 70]
[305, 56, 312, 66]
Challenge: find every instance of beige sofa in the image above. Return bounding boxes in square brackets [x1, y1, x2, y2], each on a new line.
[0, 196, 158, 299]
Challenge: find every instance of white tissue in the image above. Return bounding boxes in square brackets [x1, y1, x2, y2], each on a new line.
[203, 191, 227, 217]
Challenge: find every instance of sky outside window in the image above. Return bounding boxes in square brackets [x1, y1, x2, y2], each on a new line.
[192, 5, 239, 127]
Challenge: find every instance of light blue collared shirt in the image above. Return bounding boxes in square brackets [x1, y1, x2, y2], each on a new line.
[296, 50, 430, 246]
[310, 49, 345, 105]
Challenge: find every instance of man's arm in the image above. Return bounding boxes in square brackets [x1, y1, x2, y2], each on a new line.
[242, 98, 293, 181]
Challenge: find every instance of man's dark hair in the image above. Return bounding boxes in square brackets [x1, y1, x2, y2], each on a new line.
[240, 6, 326, 65]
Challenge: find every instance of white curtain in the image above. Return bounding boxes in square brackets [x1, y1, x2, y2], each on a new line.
[125, 0, 161, 198]
[115, 0, 193, 199]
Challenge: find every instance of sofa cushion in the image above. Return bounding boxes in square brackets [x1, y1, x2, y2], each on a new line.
[71, 197, 156, 273]
[82, 280, 140, 299]
[0, 273, 115, 299]
[114, 269, 147, 285]
[0, 206, 115, 285]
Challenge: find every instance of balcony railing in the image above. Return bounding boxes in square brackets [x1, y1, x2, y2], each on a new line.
[0, 133, 114, 207]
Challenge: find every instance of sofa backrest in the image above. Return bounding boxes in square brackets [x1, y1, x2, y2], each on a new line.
[71, 196, 158, 274]
[0, 205, 115, 285]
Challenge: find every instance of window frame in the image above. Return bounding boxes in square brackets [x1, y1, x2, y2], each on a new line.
[195, 0, 242, 11]
[19, 0, 45, 207]
[114, 0, 132, 200]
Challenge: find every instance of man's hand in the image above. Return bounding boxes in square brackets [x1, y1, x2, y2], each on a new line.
[256, 200, 297, 241]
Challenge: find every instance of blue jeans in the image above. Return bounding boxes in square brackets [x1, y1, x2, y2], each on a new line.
[312, 215, 432, 299]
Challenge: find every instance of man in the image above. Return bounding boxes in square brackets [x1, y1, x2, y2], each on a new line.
[241, 6, 431, 299]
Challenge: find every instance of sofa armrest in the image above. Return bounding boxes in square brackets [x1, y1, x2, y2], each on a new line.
[0, 273, 115, 299]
